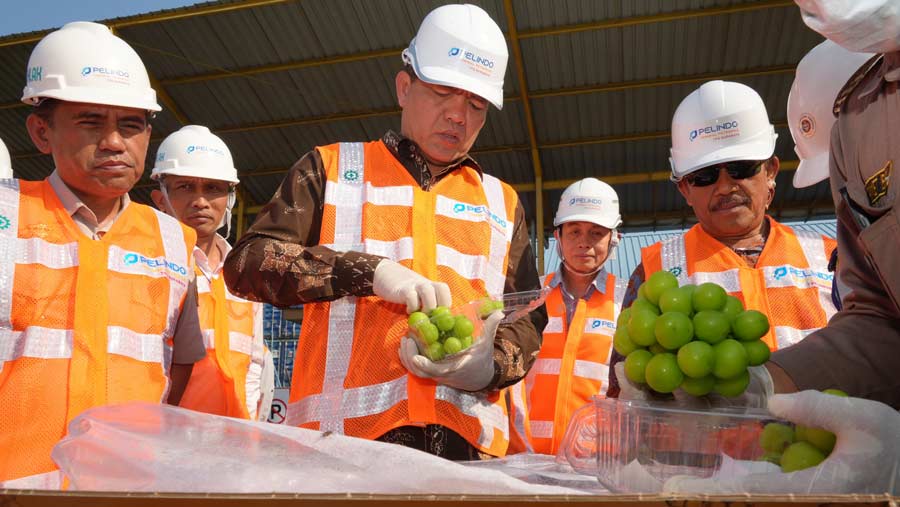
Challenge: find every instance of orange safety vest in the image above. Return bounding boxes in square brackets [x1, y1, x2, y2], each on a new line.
[178, 249, 265, 420]
[286, 141, 518, 456]
[523, 271, 623, 455]
[641, 218, 837, 350]
[0, 179, 195, 486]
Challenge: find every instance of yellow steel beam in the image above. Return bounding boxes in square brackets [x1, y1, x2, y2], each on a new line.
[0, 62, 797, 114]
[518, 0, 794, 39]
[529, 64, 795, 100]
[214, 106, 400, 135]
[162, 48, 404, 86]
[0, 0, 290, 48]
[503, 0, 546, 274]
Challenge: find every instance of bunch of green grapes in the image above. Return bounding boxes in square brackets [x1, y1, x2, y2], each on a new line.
[614, 271, 771, 397]
[758, 389, 847, 472]
[408, 299, 501, 361]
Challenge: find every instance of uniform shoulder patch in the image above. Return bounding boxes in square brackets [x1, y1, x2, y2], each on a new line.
[833, 54, 883, 116]
[865, 160, 892, 206]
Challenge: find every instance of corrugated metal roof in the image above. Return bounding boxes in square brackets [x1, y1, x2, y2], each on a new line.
[544, 218, 837, 279]
[0, 0, 839, 251]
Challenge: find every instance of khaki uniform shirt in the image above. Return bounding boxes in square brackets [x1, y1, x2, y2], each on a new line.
[770, 53, 900, 409]
[47, 171, 206, 364]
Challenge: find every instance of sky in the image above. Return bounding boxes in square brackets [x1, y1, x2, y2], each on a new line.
[1, 0, 200, 37]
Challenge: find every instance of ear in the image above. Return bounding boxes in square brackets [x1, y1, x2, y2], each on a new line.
[676, 179, 692, 206]
[765, 156, 781, 182]
[150, 189, 166, 212]
[25, 114, 53, 155]
[396, 71, 412, 108]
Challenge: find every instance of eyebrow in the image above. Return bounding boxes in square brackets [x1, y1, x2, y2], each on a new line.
[72, 111, 106, 121]
[72, 110, 147, 125]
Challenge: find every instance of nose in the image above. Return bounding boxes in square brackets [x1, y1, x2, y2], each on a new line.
[712, 167, 739, 193]
[444, 93, 467, 125]
[97, 125, 126, 153]
[192, 194, 211, 209]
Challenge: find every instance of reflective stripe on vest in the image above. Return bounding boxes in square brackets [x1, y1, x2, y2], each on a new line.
[653, 222, 835, 349]
[182, 257, 263, 419]
[289, 141, 515, 455]
[527, 271, 616, 454]
[0, 470, 63, 490]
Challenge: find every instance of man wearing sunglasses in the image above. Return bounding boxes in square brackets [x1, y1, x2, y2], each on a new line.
[608, 80, 838, 400]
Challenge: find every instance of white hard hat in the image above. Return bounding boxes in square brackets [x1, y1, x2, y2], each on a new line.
[151, 125, 239, 183]
[22, 21, 161, 112]
[401, 4, 508, 109]
[0, 138, 12, 179]
[796, 0, 900, 53]
[554, 178, 622, 229]
[788, 41, 873, 188]
[669, 80, 778, 180]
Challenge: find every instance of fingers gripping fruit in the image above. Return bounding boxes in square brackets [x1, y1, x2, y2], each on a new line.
[619, 277, 773, 397]
[757, 389, 847, 472]
[408, 306, 478, 361]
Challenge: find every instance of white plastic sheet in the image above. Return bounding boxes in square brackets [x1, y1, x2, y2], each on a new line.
[52, 403, 593, 495]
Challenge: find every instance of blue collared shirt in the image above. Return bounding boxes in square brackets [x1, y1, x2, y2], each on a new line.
[547, 265, 609, 325]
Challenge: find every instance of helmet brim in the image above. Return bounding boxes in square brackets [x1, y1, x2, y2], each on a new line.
[24, 86, 161, 113]
[792, 152, 830, 188]
[151, 166, 239, 184]
[553, 214, 621, 230]
[673, 139, 776, 180]
[414, 64, 504, 110]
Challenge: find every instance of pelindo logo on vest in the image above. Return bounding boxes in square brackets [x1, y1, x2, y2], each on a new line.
[123, 252, 188, 276]
[590, 319, 615, 330]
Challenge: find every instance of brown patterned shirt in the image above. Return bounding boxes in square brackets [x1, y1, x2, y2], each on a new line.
[223, 131, 546, 392]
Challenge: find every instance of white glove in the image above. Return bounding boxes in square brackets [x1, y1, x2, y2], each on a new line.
[614, 362, 773, 409]
[664, 391, 900, 494]
[398, 310, 503, 392]
[372, 259, 451, 314]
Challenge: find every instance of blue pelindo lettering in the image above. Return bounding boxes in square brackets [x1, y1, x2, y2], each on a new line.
[689, 121, 739, 142]
[123, 252, 188, 276]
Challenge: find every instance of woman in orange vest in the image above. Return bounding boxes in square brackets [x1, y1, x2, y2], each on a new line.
[150, 126, 274, 421]
[517, 178, 625, 455]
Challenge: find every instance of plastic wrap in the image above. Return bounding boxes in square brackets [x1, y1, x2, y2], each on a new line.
[52, 403, 590, 494]
[560, 396, 900, 495]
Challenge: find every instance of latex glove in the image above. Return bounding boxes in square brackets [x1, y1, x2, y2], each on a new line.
[664, 391, 900, 494]
[372, 259, 451, 314]
[398, 310, 503, 391]
[614, 362, 773, 409]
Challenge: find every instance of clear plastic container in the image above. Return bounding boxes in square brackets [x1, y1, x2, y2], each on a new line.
[561, 397, 786, 493]
[408, 289, 550, 362]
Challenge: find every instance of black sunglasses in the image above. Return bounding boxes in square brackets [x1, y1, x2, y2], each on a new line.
[683, 159, 766, 187]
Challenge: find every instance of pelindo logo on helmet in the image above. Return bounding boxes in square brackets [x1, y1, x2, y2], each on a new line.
[448, 46, 494, 71]
[569, 197, 603, 207]
[689, 121, 739, 142]
[81, 66, 130, 79]
[186, 145, 225, 157]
